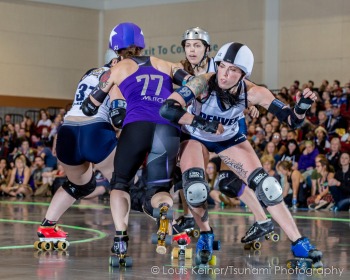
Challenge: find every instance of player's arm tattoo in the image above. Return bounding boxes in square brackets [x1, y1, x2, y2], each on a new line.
[186, 75, 208, 99]
[219, 155, 248, 180]
[98, 69, 111, 90]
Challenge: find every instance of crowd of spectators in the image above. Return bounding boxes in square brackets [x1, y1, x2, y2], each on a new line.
[1, 79, 350, 211]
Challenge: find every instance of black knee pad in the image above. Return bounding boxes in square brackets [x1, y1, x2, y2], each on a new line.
[110, 172, 130, 193]
[218, 170, 245, 198]
[182, 168, 209, 208]
[62, 174, 96, 200]
[247, 168, 283, 207]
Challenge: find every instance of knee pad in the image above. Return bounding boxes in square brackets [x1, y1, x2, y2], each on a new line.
[110, 172, 129, 193]
[218, 170, 245, 198]
[247, 168, 283, 207]
[62, 174, 96, 200]
[182, 168, 209, 208]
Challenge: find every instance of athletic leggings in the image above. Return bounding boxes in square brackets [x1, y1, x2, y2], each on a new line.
[111, 121, 180, 191]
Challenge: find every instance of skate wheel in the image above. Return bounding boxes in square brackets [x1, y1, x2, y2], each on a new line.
[312, 261, 323, 269]
[271, 256, 279, 266]
[172, 248, 179, 259]
[213, 240, 221, 251]
[109, 256, 120, 267]
[156, 245, 166, 254]
[123, 256, 133, 267]
[192, 230, 200, 238]
[208, 255, 216, 265]
[243, 243, 252, 250]
[34, 241, 41, 250]
[252, 241, 261, 250]
[57, 241, 69, 251]
[151, 233, 158, 244]
[286, 260, 294, 269]
[40, 241, 53, 251]
[185, 248, 192, 259]
[166, 209, 174, 220]
[165, 235, 172, 245]
[152, 208, 161, 218]
[271, 233, 280, 242]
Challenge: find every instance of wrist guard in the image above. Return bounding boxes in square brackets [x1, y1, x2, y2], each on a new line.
[109, 99, 126, 128]
[191, 115, 219, 133]
[294, 96, 313, 115]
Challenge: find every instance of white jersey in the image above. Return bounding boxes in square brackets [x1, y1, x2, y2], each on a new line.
[65, 66, 110, 122]
[182, 80, 247, 142]
[207, 57, 217, 73]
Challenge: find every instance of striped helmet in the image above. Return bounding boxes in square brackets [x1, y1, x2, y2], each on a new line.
[214, 42, 254, 77]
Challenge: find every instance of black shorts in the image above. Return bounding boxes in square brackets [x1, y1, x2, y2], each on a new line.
[113, 121, 180, 189]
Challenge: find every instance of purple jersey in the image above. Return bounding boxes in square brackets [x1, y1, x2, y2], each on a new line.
[119, 56, 176, 127]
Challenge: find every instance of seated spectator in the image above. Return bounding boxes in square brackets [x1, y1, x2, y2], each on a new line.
[326, 137, 342, 171]
[261, 154, 280, 182]
[317, 110, 330, 128]
[328, 152, 350, 211]
[306, 102, 319, 125]
[330, 87, 347, 108]
[307, 158, 334, 210]
[262, 141, 281, 164]
[314, 126, 330, 154]
[0, 158, 12, 193]
[298, 140, 319, 174]
[36, 141, 57, 170]
[280, 139, 301, 170]
[327, 104, 348, 136]
[14, 140, 35, 164]
[35, 163, 66, 197]
[31, 156, 46, 195]
[36, 109, 52, 135]
[0, 155, 34, 198]
[271, 131, 287, 157]
[278, 160, 306, 208]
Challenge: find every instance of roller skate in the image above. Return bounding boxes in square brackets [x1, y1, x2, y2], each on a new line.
[286, 237, 323, 270]
[172, 224, 192, 264]
[151, 203, 173, 254]
[34, 225, 69, 251]
[109, 232, 132, 267]
[195, 229, 220, 267]
[175, 215, 200, 238]
[241, 219, 279, 250]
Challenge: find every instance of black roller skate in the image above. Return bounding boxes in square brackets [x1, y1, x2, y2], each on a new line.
[109, 232, 132, 267]
[175, 215, 200, 238]
[151, 203, 173, 254]
[241, 219, 279, 250]
[195, 229, 220, 267]
[286, 237, 323, 270]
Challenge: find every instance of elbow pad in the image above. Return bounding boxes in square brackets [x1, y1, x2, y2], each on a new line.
[173, 69, 193, 86]
[109, 99, 126, 128]
[81, 97, 99, 116]
[159, 99, 186, 124]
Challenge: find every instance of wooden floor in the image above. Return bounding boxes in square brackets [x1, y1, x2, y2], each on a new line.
[0, 196, 349, 280]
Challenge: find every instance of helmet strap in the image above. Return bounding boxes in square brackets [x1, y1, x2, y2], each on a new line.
[193, 46, 210, 72]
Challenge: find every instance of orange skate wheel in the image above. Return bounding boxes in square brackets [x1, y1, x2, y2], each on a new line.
[40, 241, 53, 251]
[185, 248, 192, 259]
[57, 241, 68, 251]
[172, 247, 179, 259]
[34, 241, 41, 250]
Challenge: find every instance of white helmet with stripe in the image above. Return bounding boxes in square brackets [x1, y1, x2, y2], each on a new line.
[214, 42, 254, 77]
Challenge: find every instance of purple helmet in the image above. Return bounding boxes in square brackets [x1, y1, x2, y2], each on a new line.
[109, 22, 145, 51]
